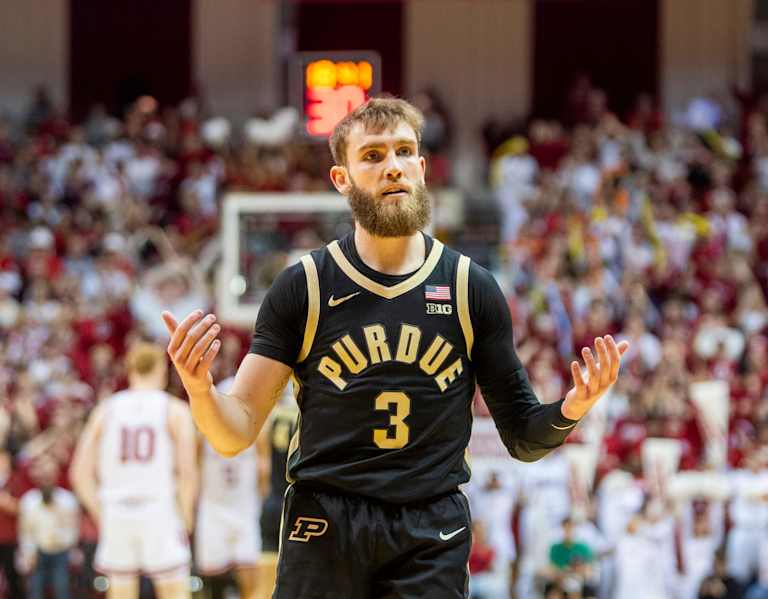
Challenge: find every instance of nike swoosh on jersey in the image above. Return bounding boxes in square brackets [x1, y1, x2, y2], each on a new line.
[439, 526, 466, 541]
[328, 292, 361, 307]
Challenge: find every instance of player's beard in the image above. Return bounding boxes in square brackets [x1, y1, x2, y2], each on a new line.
[347, 180, 431, 237]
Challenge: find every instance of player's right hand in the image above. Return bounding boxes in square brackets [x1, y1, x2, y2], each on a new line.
[162, 310, 221, 397]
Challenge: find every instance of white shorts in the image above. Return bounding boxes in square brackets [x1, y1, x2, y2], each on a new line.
[195, 500, 260, 575]
[95, 498, 190, 579]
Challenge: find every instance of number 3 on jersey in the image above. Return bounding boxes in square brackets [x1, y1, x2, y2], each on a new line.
[373, 392, 410, 449]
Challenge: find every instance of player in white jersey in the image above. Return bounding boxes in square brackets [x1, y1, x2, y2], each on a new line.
[70, 342, 198, 599]
[196, 376, 261, 599]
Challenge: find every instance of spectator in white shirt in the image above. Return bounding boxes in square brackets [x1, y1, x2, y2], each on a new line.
[19, 457, 79, 599]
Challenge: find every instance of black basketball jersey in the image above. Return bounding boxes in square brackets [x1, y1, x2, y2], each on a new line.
[286, 236, 476, 503]
[267, 405, 299, 498]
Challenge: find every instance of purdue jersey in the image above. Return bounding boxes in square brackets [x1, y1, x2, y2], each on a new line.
[98, 389, 175, 503]
[285, 237, 475, 503]
[266, 404, 299, 499]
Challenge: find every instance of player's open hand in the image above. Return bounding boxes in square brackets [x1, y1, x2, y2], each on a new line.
[562, 335, 629, 421]
[162, 310, 221, 397]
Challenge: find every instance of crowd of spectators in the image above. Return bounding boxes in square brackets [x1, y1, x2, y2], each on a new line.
[466, 79, 768, 598]
[0, 78, 765, 599]
[0, 90, 316, 597]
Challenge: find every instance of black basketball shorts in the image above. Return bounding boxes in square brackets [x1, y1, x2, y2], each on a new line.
[272, 484, 472, 599]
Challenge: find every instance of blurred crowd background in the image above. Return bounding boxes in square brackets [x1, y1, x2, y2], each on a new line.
[1, 0, 766, 598]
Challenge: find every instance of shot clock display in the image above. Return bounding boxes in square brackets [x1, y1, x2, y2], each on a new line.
[292, 51, 382, 138]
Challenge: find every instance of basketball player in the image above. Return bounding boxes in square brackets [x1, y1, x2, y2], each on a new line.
[254, 384, 298, 599]
[70, 342, 198, 599]
[162, 97, 629, 598]
[195, 376, 260, 599]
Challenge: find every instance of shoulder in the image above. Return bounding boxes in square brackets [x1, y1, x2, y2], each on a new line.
[276, 259, 310, 285]
[467, 260, 501, 292]
[436, 243, 499, 289]
[264, 259, 311, 304]
[432, 238, 460, 260]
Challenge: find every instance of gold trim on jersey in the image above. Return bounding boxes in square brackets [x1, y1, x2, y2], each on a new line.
[298, 255, 320, 362]
[456, 255, 474, 359]
[284, 373, 302, 485]
[275, 483, 294, 568]
[327, 238, 444, 299]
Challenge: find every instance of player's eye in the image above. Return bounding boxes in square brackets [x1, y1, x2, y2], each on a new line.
[363, 151, 380, 161]
[397, 147, 413, 156]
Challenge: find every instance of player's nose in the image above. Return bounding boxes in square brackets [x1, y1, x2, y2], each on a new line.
[383, 153, 403, 180]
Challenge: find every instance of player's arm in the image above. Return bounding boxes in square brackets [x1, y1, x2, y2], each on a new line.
[162, 262, 304, 458]
[470, 263, 625, 461]
[168, 397, 199, 533]
[69, 402, 107, 525]
[162, 313, 293, 457]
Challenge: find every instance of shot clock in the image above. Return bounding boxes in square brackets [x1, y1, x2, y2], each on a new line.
[291, 51, 382, 138]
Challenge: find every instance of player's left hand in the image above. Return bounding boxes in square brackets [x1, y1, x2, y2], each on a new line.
[562, 335, 629, 421]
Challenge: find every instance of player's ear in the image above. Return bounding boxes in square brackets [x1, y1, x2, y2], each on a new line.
[419, 155, 426, 182]
[330, 165, 352, 195]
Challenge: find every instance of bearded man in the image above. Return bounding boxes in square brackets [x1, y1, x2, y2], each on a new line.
[162, 97, 629, 599]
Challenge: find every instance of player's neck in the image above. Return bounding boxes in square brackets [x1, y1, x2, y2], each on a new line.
[353, 226, 425, 275]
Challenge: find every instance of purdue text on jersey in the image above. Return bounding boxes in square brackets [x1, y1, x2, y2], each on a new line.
[317, 325, 463, 392]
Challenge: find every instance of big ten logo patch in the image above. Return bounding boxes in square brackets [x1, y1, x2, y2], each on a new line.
[426, 302, 452, 315]
[289, 517, 329, 542]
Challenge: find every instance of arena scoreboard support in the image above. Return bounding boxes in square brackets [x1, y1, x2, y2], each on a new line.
[291, 51, 382, 138]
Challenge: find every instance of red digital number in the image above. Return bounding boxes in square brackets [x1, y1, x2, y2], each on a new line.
[306, 86, 366, 136]
[120, 427, 156, 463]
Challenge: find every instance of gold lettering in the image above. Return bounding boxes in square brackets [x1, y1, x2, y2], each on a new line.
[435, 358, 463, 392]
[395, 324, 421, 364]
[363, 324, 391, 364]
[332, 335, 368, 374]
[318, 356, 347, 390]
[419, 335, 453, 375]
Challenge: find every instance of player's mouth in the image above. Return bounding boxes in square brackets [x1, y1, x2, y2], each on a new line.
[380, 185, 410, 199]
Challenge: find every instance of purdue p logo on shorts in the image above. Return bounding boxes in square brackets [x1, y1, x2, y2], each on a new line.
[288, 517, 329, 542]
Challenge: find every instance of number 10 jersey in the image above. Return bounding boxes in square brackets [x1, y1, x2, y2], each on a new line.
[98, 389, 176, 504]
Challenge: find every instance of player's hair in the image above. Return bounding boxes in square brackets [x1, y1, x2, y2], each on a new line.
[126, 342, 166, 376]
[329, 97, 424, 166]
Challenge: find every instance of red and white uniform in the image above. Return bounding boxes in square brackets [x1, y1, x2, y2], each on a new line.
[95, 389, 189, 578]
[195, 376, 261, 574]
[195, 440, 260, 574]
